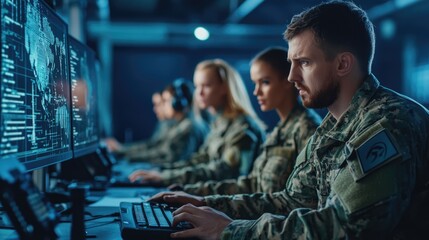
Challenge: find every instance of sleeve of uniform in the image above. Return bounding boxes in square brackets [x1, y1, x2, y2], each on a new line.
[183, 175, 255, 196]
[220, 207, 344, 240]
[220, 114, 429, 239]
[204, 145, 319, 220]
[160, 127, 261, 185]
[118, 140, 149, 156]
[127, 120, 197, 164]
[160, 158, 237, 185]
[161, 151, 209, 170]
[223, 128, 260, 177]
[121, 123, 168, 156]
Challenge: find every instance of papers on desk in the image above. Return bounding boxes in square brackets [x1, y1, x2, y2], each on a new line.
[90, 196, 143, 207]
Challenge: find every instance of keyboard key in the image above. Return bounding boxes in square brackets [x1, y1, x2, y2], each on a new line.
[153, 206, 170, 227]
[163, 209, 174, 226]
[143, 203, 159, 227]
[133, 205, 146, 226]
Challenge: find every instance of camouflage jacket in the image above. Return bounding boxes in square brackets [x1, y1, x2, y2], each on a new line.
[125, 117, 207, 165]
[183, 104, 321, 196]
[119, 120, 174, 155]
[211, 74, 429, 239]
[160, 114, 265, 186]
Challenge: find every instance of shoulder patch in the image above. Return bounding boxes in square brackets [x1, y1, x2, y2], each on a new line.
[356, 129, 400, 174]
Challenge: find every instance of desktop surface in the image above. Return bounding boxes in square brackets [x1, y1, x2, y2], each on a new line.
[0, 206, 121, 240]
[0, 183, 174, 240]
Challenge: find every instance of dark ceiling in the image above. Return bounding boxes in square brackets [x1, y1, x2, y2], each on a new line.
[85, 0, 426, 25]
[81, 0, 429, 41]
[78, 0, 429, 49]
[99, 0, 383, 23]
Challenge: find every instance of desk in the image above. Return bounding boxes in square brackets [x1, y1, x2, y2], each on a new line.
[0, 184, 169, 240]
[0, 206, 122, 240]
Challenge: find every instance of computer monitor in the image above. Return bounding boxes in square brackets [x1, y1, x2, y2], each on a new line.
[0, 0, 72, 171]
[58, 37, 113, 187]
[69, 36, 99, 158]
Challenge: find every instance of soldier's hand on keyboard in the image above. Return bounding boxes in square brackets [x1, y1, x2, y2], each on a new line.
[129, 170, 162, 183]
[171, 204, 232, 240]
[148, 191, 206, 207]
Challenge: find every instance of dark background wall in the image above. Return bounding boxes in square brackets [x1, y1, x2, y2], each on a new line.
[111, 31, 415, 143]
[88, 1, 429, 143]
[111, 46, 282, 142]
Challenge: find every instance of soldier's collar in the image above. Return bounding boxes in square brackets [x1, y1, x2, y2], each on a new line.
[210, 109, 224, 121]
[212, 110, 227, 123]
[322, 74, 380, 142]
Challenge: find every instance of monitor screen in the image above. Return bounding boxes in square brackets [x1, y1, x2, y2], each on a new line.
[69, 36, 99, 157]
[0, 0, 72, 171]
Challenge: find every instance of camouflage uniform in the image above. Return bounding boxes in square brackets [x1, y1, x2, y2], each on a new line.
[160, 114, 265, 186]
[207, 75, 429, 239]
[183, 104, 321, 196]
[117, 120, 173, 155]
[125, 117, 207, 165]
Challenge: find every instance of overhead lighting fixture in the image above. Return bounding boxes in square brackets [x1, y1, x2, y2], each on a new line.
[194, 27, 210, 41]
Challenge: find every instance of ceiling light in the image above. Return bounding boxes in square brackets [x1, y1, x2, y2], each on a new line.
[194, 27, 210, 41]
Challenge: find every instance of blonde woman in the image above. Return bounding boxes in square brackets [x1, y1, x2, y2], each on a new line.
[163, 47, 321, 196]
[129, 59, 266, 186]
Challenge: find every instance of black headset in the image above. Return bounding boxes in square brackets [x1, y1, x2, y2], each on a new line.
[171, 78, 193, 111]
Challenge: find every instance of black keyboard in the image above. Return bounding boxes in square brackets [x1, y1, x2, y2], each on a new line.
[119, 202, 193, 240]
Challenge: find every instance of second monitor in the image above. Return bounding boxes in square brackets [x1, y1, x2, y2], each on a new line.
[58, 36, 113, 187]
[69, 36, 99, 158]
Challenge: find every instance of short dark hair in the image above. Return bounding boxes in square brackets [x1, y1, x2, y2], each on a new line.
[251, 46, 290, 79]
[284, 0, 375, 74]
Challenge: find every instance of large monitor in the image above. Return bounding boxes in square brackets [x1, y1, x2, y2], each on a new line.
[69, 36, 99, 158]
[0, 0, 72, 171]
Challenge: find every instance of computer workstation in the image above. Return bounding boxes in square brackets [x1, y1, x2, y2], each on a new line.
[0, 0, 89, 238]
[0, 0, 187, 239]
[0, 0, 100, 237]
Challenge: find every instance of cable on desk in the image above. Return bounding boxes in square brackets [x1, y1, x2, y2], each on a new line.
[58, 211, 119, 223]
[83, 212, 119, 222]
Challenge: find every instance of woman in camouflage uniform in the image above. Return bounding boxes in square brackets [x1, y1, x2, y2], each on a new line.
[129, 59, 266, 186]
[173, 47, 321, 196]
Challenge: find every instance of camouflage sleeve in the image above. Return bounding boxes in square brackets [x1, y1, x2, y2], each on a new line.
[204, 146, 319, 220]
[220, 114, 428, 239]
[118, 140, 150, 155]
[183, 175, 255, 196]
[120, 122, 169, 155]
[160, 129, 259, 185]
[160, 159, 237, 185]
[126, 122, 199, 164]
[220, 208, 341, 240]
[160, 151, 210, 170]
[183, 116, 317, 196]
[125, 145, 167, 163]
[258, 145, 298, 194]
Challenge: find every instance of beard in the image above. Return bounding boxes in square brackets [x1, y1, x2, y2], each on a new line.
[300, 78, 340, 109]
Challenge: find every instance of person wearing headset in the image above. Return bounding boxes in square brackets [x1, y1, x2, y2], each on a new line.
[143, 2, 429, 239]
[129, 59, 266, 186]
[104, 91, 174, 157]
[124, 78, 208, 165]
[154, 46, 321, 196]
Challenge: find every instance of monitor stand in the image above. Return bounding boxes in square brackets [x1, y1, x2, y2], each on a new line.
[32, 168, 49, 193]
